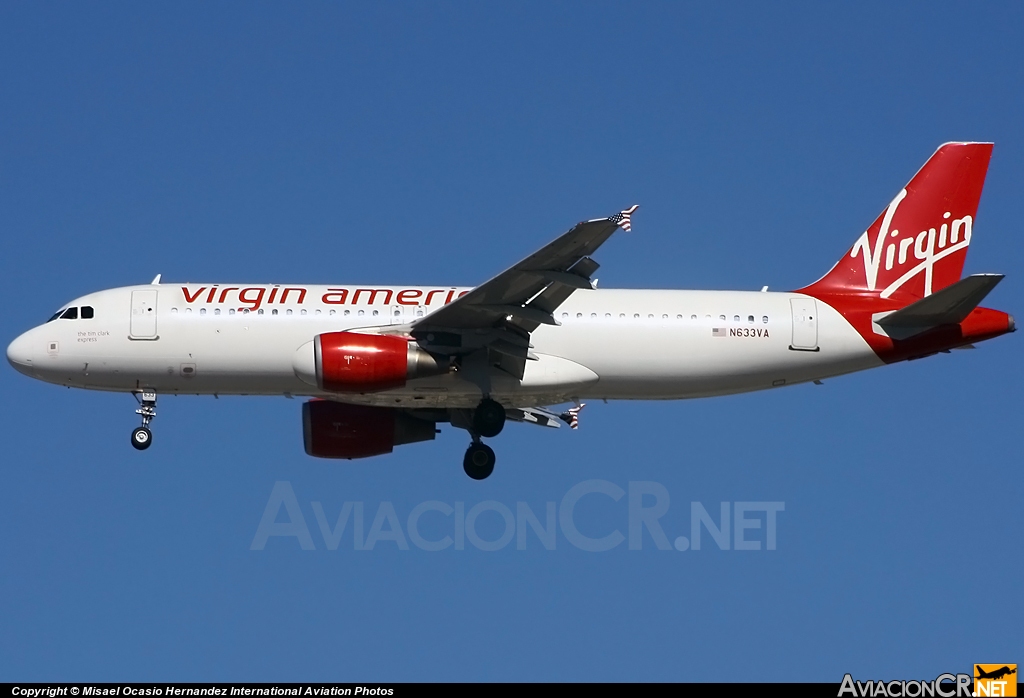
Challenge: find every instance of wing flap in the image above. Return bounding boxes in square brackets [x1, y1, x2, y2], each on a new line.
[505, 406, 564, 429]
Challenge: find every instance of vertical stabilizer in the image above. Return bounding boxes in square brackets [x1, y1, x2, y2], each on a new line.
[801, 142, 992, 304]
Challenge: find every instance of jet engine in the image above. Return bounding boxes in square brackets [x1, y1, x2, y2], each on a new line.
[293, 331, 444, 393]
[302, 400, 437, 459]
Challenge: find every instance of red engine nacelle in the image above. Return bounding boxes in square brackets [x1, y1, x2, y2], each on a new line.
[293, 331, 444, 393]
[302, 400, 437, 459]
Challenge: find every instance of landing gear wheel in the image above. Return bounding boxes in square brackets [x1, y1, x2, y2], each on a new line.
[463, 443, 496, 480]
[131, 390, 157, 451]
[472, 398, 506, 438]
[131, 426, 152, 450]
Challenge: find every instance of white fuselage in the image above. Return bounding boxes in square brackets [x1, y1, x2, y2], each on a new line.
[7, 283, 881, 409]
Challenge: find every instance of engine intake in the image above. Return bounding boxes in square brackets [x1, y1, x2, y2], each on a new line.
[302, 400, 436, 459]
[293, 331, 444, 393]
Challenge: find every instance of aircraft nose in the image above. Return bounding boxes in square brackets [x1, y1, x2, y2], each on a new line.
[7, 330, 37, 374]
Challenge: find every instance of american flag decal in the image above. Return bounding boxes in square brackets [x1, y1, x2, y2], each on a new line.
[560, 403, 585, 430]
[712, 327, 728, 337]
[610, 204, 639, 232]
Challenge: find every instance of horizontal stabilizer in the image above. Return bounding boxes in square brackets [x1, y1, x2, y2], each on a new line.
[876, 274, 1003, 338]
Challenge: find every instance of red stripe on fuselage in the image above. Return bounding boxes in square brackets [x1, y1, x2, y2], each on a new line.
[809, 291, 1013, 363]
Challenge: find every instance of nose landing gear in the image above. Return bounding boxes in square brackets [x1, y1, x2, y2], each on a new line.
[131, 390, 157, 451]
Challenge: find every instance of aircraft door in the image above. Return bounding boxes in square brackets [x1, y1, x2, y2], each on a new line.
[130, 290, 159, 339]
[789, 298, 818, 351]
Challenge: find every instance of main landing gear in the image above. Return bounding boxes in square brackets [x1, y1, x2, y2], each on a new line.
[463, 441, 496, 480]
[472, 398, 505, 438]
[461, 398, 506, 480]
[131, 389, 157, 451]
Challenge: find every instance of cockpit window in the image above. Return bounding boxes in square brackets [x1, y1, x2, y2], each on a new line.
[47, 309, 66, 323]
[60, 307, 78, 320]
[81, 306, 94, 319]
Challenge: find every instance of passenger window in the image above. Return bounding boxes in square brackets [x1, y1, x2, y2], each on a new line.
[81, 306, 94, 319]
[60, 307, 78, 320]
[748, 315, 754, 323]
[258, 309, 264, 315]
[271, 309, 278, 316]
[357, 310, 364, 316]
[370, 310, 377, 316]
[591, 313, 597, 319]
[214, 308, 221, 315]
[329, 309, 335, 315]
[577, 313, 583, 319]
[302, 309, 309, 316]
[171, 308, 178, 313]
[648, 314, 654, 319]
[344, 310, 350, 316]
[619, 313, 625, 319]
[733, 315, 740, 322]
[663, 314, 669, 320]
[634, 313, 640, 319]
[200, 308, 207, 316]
[719, 314, 726, 321]
[691, 314, 697, 320]
[763, 316, 769, 323]
[185, 307, 192, 314]
[286, 309, 293, 316]
[229, 309, 235, 315]
[605, 313, 611, 318]
[315, 309, 322, 315]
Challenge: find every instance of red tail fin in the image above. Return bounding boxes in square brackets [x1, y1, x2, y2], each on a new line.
[801, 142, 993, 303]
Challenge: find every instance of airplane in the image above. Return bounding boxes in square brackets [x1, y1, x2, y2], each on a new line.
[6, 142, 1014, 480]
[976, 666, 1016, 681]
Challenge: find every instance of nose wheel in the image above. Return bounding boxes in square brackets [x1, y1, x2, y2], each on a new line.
[463, 442, 496, 480]
[131, 426, 153, 450]
[131, 390, 157, 451]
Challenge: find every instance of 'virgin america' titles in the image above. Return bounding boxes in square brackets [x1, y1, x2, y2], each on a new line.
[850, 188, 974, 299]
[178, 285, 471, 311]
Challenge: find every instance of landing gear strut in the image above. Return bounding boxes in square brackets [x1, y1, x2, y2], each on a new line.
[453, 398, 506, 479]
[463, 441, 496, 480]
[131, 389, 157, 451]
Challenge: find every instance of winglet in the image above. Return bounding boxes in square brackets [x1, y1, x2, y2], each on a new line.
[151, 274, 162, 285]
[560, 403, 585, 429]
[611, 204, 639, 231]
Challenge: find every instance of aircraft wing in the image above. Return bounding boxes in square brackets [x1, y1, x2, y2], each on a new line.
[404, 205, 637, 378]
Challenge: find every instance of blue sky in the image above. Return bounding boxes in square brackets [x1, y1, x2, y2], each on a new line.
[1, 2, 1021, 682]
